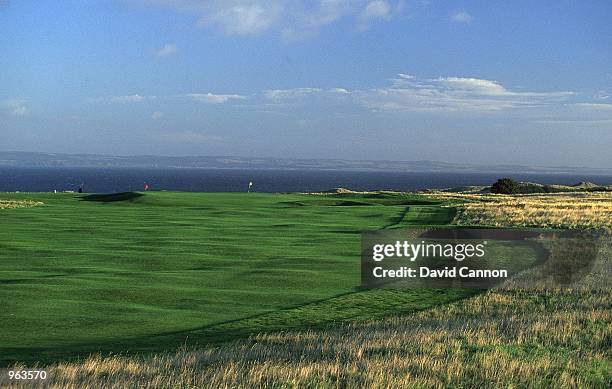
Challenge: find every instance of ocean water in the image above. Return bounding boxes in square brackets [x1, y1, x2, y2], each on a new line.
[1, 167, 611, 193]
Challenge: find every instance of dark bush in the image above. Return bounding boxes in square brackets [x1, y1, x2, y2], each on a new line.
[491, 178, 519, 194]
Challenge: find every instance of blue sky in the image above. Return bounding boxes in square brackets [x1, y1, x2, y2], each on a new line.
[1, 0, 611, 167]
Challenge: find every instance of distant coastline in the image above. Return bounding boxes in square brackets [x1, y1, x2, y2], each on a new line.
[1, 165, 611, 194]
[1, 151, 611, 176]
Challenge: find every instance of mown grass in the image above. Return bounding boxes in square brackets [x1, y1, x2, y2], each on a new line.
[0, 191, 466, 366]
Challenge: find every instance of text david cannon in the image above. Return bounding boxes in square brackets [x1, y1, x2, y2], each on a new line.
[372, 266, 508, 279]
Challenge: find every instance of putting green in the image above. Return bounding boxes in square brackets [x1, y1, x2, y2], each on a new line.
[0, 191, 472, 365]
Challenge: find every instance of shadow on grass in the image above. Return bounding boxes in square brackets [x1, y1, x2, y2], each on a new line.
[79, 192, 144, 203]
[0, 288, 478, 367]
[277, 199, 443, 207]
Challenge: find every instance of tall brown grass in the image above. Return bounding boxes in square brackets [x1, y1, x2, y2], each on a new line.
[11, 281, 610, 388]
[0, 199, 43, 209]
[426, 192, 612, 230]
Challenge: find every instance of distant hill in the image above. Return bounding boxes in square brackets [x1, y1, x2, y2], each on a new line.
[438, 181, 611, 194]
[513, 181, 611, 193]
[1, 151, 611, 175]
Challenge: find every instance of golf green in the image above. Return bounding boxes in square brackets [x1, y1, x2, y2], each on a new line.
[0, 191, 471, 365]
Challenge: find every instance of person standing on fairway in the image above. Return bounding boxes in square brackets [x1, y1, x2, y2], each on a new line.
[248, 181, 253, 193]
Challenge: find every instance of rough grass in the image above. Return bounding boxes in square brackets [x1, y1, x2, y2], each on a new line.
[11, 270, 610, 388]
[0, 199, 43, 209]
[5, 191, 610, 388]
[425, 191, 612, 230]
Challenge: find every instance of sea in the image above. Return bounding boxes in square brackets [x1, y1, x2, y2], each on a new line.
[1, 167, 611, 193]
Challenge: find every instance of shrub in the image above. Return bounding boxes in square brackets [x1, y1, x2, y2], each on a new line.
[491, 178, 519, 194]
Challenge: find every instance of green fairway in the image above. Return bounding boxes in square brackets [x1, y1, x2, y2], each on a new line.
[0, 191, 473, 365]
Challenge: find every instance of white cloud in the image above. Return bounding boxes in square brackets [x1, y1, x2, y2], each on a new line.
[358, 1, 392, 30]
[451, 10, 472, 24]
[354, 74, 576, 113]
[162, 130, 225, 144]
[264, 87, 323, 100]
[260, 87, 350, 105]
[151, 111, 164, 119]
[199, 3, 283, 35]
[155, 43, 177, 57]
[436, 77, 573, 98]
[329, 87, 350, 94]
[127, 1, 402, 38]
[532, 118, 612, 125]
[2, 99, 28, 116]
[437, 77, 509, 96]
[100, 74, 588, 118]
[258, 75, 576, 113]
[573, 103, 612, 110]
[186, 93, 247, 104]
[111, 94, 153, 103]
